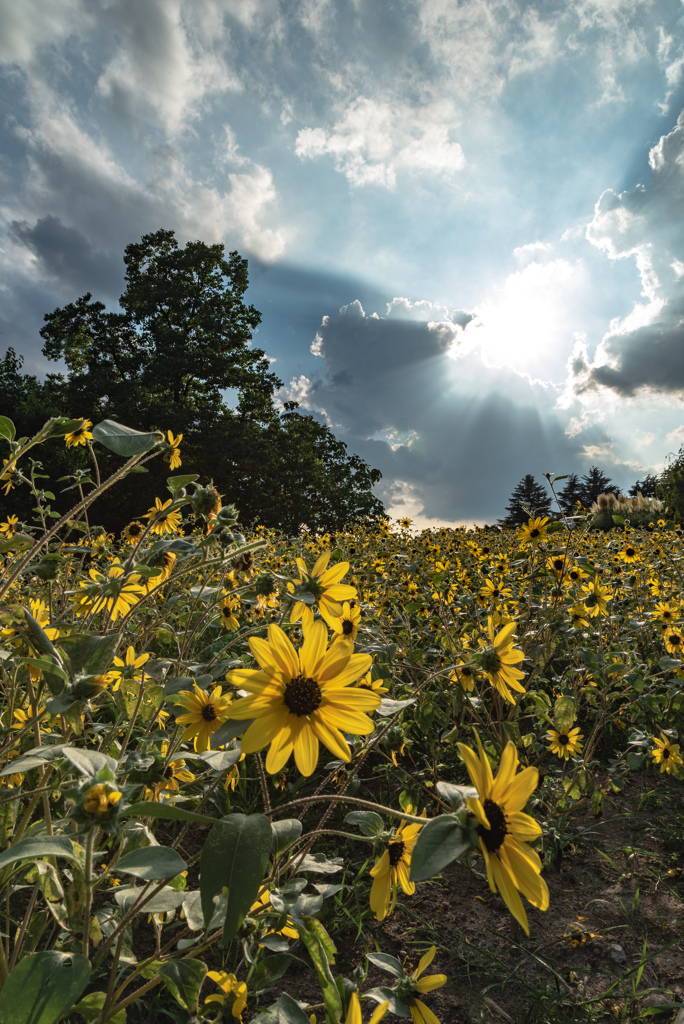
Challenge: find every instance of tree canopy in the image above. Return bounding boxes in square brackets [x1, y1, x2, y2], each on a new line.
[501, 474, 549, 525]
[1, 230, 386, 535]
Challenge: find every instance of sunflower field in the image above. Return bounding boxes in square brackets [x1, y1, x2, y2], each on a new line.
[0, 414, 682, 1024]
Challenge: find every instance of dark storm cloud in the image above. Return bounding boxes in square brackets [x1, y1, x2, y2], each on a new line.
[579, 110, 684, 397]
[9, 216, 124, 298]
[295, 302, 609, 522]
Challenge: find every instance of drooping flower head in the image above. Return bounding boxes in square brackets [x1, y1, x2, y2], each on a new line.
[65, 419, 93, 448]
[288, 550, 357, 630]
[457, 733, 549, 935]
[369, 817, 422, 921]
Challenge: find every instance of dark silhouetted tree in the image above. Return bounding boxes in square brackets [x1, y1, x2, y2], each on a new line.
[557, 473, 584, 515]
[578, 466, 620, 507]
[501, 475, 549, 525]
[629, 474, 658, 497]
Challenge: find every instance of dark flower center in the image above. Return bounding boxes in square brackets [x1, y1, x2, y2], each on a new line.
[559, 734, 569, 745]
[491, 588, 500, 598]
[663, 747, 670, 758]
[669, 634, 682, 647]
[477, 799, 508, 853]
[201, 703, 217, 721]
[388, 840, 405, 867]
[553, 560, 563, 571]
[461, 667, 473, 677]
[128, 524, 142, 537]
[342, 619, 354, 635]
[284, 675, 322, 716]
[626, 548, 635, 557]
[530, 529, 540, 538]
[164, 765, 175, 779]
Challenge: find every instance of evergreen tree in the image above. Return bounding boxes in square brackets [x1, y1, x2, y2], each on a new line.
[629, 474, 658, 497]
[501, 474, 549, 525]
[557, 473, 584, 515]
[578, 466, 620, 507]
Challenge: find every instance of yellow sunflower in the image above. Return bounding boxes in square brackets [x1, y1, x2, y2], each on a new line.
[145, 742, 195, 799]
[406, 946, 448, 1024]
[0, 515, 19, 538]
[106, 645, 151, 692]
[546, 726, 584, 760]
[580, 578, 613, 618]
[204, 971, 247, 1019]
[122, 521, 145, 544]
[219, 595, 241, 631]
[568, 604, 590, 629]
[71, 560, 146, 622]
[0, 458, 16, 495]
[663, 628, 684, 655]
[369, 818, 422, 921]
[327, 600, 362, 642]
[476, 617, 526, 705]
[520, 516, 549, 547]
[166, 430, 183, 471]
[225, 620, 378, 777]
[619, 543, 641, 564]
[174, 683, 233, 753]
[651, 733, 683, 774]
[457, 733, 549, 935]
[288, 550, 357, 630]
[145, 497, 182, 536]
[250, 889, 299, 941]
[652, 601, 679, 624]
[64, 419, 93, 448]
[449, 663, 476, 692]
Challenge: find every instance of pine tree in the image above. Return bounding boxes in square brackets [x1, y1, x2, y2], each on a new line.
[501, 475, 549, 525]
[578, 466, 620, 507]
[557, 473, 584, 515]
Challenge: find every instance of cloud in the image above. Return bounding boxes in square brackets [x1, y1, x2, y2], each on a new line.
[570, 111, 684, 397]
[296, 97, 465, 188]
[97, 0, 241, 136]
[0, 0, 87, 66]
[286, 297, 615, 522]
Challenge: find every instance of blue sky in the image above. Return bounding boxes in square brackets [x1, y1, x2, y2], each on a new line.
[2, 0, 684, 525]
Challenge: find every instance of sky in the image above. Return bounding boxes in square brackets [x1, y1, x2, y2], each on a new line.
[2, 0, 684, 527]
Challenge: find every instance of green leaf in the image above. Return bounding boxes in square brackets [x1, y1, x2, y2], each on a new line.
[271, 818, 303, 855]
[158, 960, 207, 1012]
[92, 419, 161, 457]
[554, 695, 576, 733]
[344, 810, 384, 836]
[0, 533, 33, 553]
[199, 813, 273, 942]
[366, 952, 405, 978]
[293, 918, 342, 1021]
[114, 887, 186, 915]
[72, 992, 126, 1024]
[42, 417, 89, 439]
[59, 633, 119, 678]
[409, 815, 470, 882]
[116, 845, 187, 881]
[0, 415, 16, 441]
[23, 610, 60, 662]
[0, 951, 90, 1024]
[167, 474, 199, 494]
[17, 658, 69, 683]
[123, 801, 218, 826]
[0, 835, 76, 873]
[61, 747, 117, 776]
[612, 515, 626, 525]
[254, 993, 314, 1024]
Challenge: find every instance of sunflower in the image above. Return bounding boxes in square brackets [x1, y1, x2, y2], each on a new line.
[406, 946, 448, 1024]
[651, 733, 683, 774]
[145, 552, 177, 593]
[82, 783, 122, 820]
[225, 620, 378, 777]
[64, 419, 93, 448]
[174, 683, 233, 753]
[0, 458, 16, 495]
[457, 733, 549, 934]
[71, 560, 146, 622]
[145, 742, 195, 799]
[369, 818, 422, 921]
[652, 601, 678, 624]
[663, 628, 684, 655]
[355, 671, 388, 695]
[619, 543, 641, 564]
[327, 600, 361, 642]
[477, 578, 512, 606]
[123, 521, 145, 544]
[0, 515, 19, 538]
[166, 430, 183, 471]
[106, 645, 150, 692]
[546, 726, 584, 759]
[250, 889, 299, 941]
[568, 604, 590, 629]
[204, 971, 247, 1019]
[346, 991, 389, 1024]
[145, 497, 182, 536]
[219, 595, 241, 630]
[580, 577, 613, 618]
[520, 516, 549, 547]
[476, 617, 526, 705]
[288, 550, 357, 630]
[449, 663, 476, 692]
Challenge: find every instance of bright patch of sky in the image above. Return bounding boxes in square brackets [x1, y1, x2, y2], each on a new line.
[2, 0, 684, 525]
